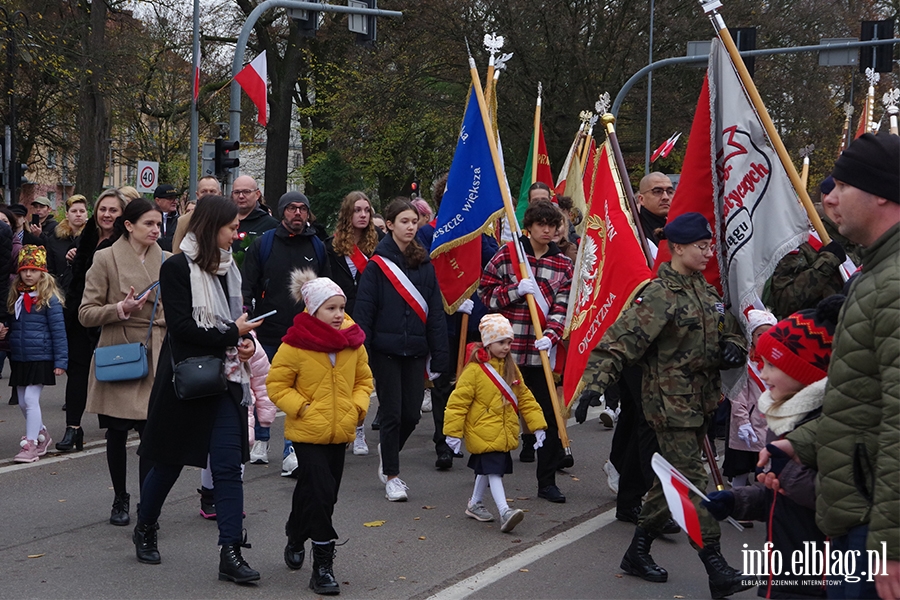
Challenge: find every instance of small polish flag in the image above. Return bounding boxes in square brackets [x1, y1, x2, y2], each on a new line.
[235, 51, 268, 127]
[650, 453, 704, 547]
[650, 132, 682, 163]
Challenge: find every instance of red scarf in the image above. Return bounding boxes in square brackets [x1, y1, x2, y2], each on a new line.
[281, 312, 366, 353]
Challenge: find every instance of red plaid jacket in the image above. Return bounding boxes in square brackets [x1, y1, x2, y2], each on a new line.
[478, 237, 573, 367]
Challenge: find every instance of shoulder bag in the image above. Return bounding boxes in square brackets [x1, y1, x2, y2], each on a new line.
[169, 337, 228, 401]
[93, 288, 160, 382]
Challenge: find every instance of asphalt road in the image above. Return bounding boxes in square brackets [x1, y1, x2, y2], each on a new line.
[0, 377, 762, 599]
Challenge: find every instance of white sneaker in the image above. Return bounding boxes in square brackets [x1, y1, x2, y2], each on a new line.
[377, 443, 387, 484]
[599, 407, 617, 429]
[281, 446, 298, 477]
[353, 426, 369, 456]
[500, 508, 525, 533]
[421, 389, 432, 413]
[465, 501, 494, 522]
[250, 440, 269, 464]
[385, 477, 408, 502]
[603, 460, 620, 494]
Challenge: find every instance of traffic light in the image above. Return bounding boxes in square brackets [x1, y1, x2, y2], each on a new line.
[410, 181, 419, 198]
[731, 27, 757, 78]
[14, 162, 28, 187]
[860, 19, 895, 73]
[214, 139, 240, 177]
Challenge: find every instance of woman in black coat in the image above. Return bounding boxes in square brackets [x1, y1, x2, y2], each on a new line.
[354, 198, 449, 503]
[134, 195, 262, 584]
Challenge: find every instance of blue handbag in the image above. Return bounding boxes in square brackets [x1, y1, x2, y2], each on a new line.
[93, 284, 160, 382]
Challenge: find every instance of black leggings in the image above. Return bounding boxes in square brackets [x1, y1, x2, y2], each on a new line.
[106, 424, 150, 496]
[64, 319, 95, 427]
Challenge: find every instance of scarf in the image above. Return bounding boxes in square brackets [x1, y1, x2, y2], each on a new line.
[758, 378, 826, 436]
[281, 312, 365, 353]
[14, 291, 38, 318]
[180, 232, 252, 405]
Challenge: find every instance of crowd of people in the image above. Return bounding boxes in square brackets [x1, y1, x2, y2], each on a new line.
[1, 131, 896, 599]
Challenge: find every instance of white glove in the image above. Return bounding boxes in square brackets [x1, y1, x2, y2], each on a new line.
[535, 336, 553, 352]
[533, 429, 546, 450]
[445, 436, 462, 455]
[737, 423, 759, 447]
[456, 299, 474, 315]
[517, 278, 539, 297]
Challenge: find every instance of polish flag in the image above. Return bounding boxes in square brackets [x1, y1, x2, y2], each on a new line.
[235, 51, 268, 127]
[650, 453, 704, 548]
[650, 132, 681, 162]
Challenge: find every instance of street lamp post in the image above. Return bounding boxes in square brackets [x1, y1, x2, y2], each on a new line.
[1, 7, 29, 204]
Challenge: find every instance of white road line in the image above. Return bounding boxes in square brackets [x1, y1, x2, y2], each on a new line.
[425, 508, 617, 600]
[0, 439, 140, 474]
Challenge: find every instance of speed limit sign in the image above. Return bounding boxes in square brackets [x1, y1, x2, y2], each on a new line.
[136, 160, 159, 193]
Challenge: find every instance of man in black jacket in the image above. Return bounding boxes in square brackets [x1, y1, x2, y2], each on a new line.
[153, 184, 180, 252]
[240, 191, 330, 474]
[232, 175, 278, 249]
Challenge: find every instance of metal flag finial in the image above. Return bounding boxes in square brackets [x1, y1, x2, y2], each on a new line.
[799, 144, 815, 159]
[844, 103, 855, 118]
[595, 92, 611, 115]
[865, 67, 881, 87]
[537, 81, 543, 98]
[494, 52, 514, 72]
[883, 88, 900, 112]
[483, 32, 504, 56]
[579, 110, 593, 125]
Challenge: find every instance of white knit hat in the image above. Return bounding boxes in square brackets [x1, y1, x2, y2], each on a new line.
[479, 313, 514, 346]
[290, 269, 345, 315]
[747, 309, 777, 337]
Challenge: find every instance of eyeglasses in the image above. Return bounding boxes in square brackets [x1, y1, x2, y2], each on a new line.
[232, 189, 258, 197]
[692, 243, 714, 254]
[283, 204, 308, 214]
[643, 186, 676, 197]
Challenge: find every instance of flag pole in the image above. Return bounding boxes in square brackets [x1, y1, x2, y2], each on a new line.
[467, 54, 573, 460]
[531, 83, 542, 185]
[698, 0, 831, 245]
[456, 314, 469, 379]
[602, 114, 655, 267]
[579, 119, 595, 174]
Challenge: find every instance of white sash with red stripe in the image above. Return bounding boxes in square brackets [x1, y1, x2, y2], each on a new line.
[807, 230, 857, 281]
[346, 245, 369, 277]
[479, 362, 519, 415]
[370, 254, 428, 323]
[747, 359, 766, 393]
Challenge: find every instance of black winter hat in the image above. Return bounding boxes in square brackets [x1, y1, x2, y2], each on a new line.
[832, 133, 899, 204]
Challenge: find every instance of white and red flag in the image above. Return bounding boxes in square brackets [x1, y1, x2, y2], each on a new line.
[235, 51, 268, 127]
[650, 453, 705, 548]
[650, 132, 681, 162]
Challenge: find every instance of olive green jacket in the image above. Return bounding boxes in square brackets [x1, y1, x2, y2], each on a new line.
[583, 262, 746, 430]
[788, 222, 900, 560]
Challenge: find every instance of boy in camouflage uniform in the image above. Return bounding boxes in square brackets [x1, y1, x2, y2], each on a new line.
[578, 213, 751, 599]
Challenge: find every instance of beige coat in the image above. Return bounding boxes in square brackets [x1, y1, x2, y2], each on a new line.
[80, 238, 168, 420]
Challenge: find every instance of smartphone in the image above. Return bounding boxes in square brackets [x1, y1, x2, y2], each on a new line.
[248, 309, 277, 324]
[31, 214, 40, 226]
[135, 281, 160, 300]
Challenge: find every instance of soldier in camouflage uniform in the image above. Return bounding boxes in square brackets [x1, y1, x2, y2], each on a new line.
[577, 213, 751, 599]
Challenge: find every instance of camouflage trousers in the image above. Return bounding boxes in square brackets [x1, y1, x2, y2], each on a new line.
[637, 424, 720, 548]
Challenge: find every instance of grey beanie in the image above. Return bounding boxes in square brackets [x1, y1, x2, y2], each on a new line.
[278, 191, 310, 218]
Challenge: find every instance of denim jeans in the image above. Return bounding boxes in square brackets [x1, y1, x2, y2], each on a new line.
[827, 524, 879, 599]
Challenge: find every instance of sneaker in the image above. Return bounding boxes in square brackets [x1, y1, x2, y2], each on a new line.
[599, 407, 617, 429]
[500, 508, 525, 533]
[385, 477, 408, 502]
[35, 428, 52, 456]
[376, 443, 387, 484]
[465, 501, 494, 522]
[281, 446, 298, 477]
[250, 440, 269, 464]
[604, 460, 620, 494]
[14, 439, 39, 463]
[421, 389, 432, 413]
[353, 426, 368, 456]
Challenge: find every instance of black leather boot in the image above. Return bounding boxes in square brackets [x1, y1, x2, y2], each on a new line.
[133, 522, 161, 564]
[620, 527, 668, 582]
[219, 543, 260, 583]
[284, 523, 305, 570]
[309, 541, 340, 595]
[698, 544, 753, 599]
[56, 427, 84, 452]
[110, 492, 130, 526]
[519, 434, 536, 463]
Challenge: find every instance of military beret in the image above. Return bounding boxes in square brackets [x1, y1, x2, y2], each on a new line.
[832, 133, 899, 204]
[663, 212, 712, 244]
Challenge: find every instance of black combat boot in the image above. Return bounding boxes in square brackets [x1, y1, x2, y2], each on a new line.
[110, 492, 130, 526]
[133, 521, 161, 564]
[698, 544, 753, 599]
[284, 522, 305, 570]
[620, 527, 668, 582]
[219, 542, 260, 583]
[309, 541, 340, 595]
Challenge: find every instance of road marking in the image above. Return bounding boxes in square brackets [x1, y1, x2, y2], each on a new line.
[425, 508, 617, 600]
[0, 438, 140, 474]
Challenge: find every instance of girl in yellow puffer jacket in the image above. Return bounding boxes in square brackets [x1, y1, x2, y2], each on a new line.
[266, 270, 373, 595]
[444, 314, 547, 534]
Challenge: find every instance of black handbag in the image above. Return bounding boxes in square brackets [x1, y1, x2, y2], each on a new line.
[169, 338, 227, 401]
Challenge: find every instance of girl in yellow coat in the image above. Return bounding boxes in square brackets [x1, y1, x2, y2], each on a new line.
[444, 314, 548, 533]
[267, 270, 373, 596]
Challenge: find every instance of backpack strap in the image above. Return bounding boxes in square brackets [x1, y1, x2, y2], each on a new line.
[258, 229, 276, 267]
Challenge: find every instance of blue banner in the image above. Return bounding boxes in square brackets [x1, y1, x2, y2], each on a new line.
[431, 91, 505, 256]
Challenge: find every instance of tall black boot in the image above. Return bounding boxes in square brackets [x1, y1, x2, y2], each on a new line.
[309, 541, 340, 595]
[110, 492, 130, 526]
[620, 527, 668, 582]
[698, 544, 753, 599]
[56, 427, 84, 452]
[219, 542, 260, 583]
[284, 522, 305, 570]
[133, 522, 161, 564]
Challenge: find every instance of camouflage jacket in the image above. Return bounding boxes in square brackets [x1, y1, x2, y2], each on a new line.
[768, 241, 845, 320]
[582, 262, 746, 430]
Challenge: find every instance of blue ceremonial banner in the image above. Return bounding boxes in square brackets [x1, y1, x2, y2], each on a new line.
[431, 91, 505, 257]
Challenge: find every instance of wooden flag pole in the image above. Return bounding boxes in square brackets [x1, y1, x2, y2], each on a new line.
[699, 0, 831, 245]
[467, 56, 573, 459]
[455, 313, 469, 379]
[799, 156, 809, 191]
[838, 104, 853, 158]
[531, 84, 542, 185]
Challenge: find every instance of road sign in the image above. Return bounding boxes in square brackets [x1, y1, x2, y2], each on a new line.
[137, 160, 159, 193]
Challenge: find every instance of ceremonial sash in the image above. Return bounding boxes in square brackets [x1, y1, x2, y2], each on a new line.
[370, 254, 428, 323]
[807, 230, 858, 280]
[479, 362, 519, 415]
[346, 245, 369, 276]
[747, 359, 766, 393]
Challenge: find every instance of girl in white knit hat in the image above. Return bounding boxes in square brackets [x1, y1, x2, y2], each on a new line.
[443, 313, 548, 533]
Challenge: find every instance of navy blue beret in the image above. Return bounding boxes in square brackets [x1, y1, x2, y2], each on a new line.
[663, 212, 712, 244]
[820, 176, 835, 195]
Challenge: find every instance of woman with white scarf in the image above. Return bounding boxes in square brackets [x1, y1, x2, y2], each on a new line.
[133, 195, 264, 584]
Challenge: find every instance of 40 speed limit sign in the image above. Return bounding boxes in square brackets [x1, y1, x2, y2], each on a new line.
[136, 161, 160, 193]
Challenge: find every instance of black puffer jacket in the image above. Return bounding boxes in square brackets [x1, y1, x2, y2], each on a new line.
[354, 234, 449, 373]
